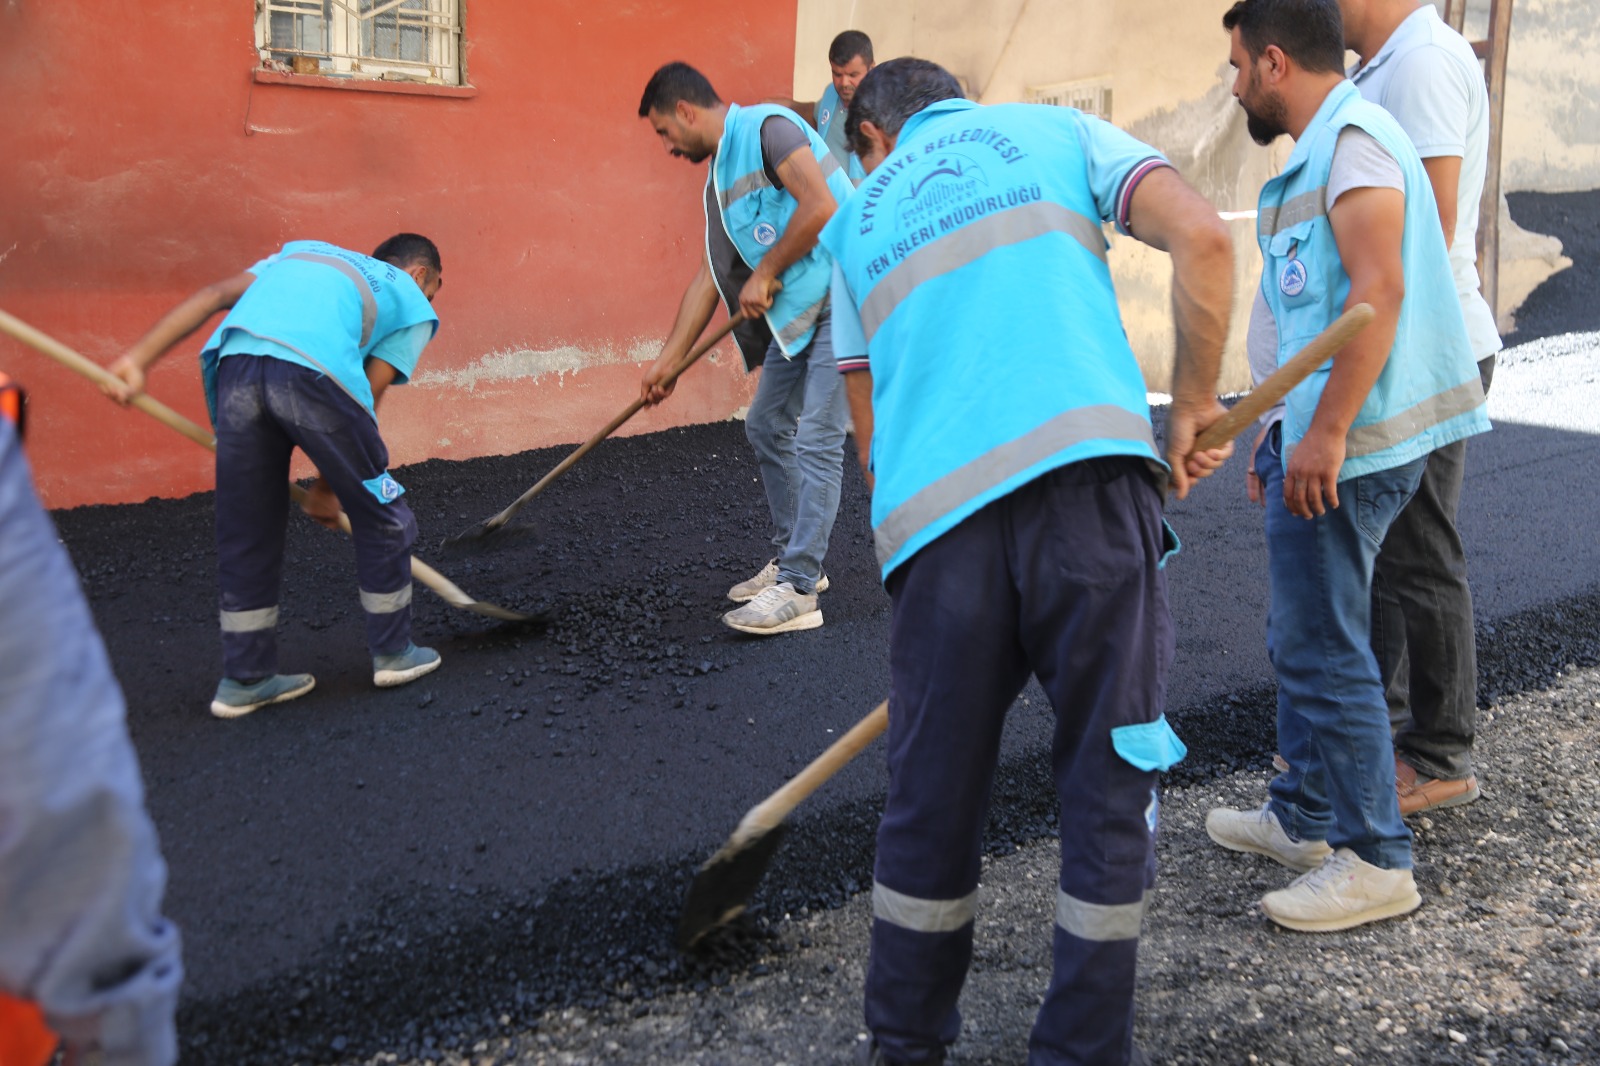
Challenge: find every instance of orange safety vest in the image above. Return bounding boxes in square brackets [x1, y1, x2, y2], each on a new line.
[0, 371, 23, 438]
[0, 994, 57, 1066]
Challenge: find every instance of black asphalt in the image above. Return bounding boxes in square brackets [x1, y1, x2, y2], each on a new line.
[45, 190, 1600, 1063]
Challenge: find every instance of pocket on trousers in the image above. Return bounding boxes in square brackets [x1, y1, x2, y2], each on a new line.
[1110, 715, 1188, 772]
[283, 373, 356, 434]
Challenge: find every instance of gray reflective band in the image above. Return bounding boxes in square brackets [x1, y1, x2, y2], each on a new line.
[720, 168, 773, 211]
[872, 881, 978, 933]
[1345, 379, 1485, 457]
[818, 152, 843, 180]
[286, 252, 378, 348]
[220, 606, 279, 633]
[360, 585, 413, 614]
[1260, 186, 1328, 237]
[860, 200, 1107, 342]
[874, 405, 1159, 566]
[1055, 888, 1146, 942]
[776, 294, 829, 348]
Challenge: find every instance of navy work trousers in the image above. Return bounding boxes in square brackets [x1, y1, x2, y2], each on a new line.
[213, 355, 416, 679]
[867, 458, 1175, 1066]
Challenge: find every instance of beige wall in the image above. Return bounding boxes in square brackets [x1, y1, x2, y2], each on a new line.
[792, 0, 1587, 391]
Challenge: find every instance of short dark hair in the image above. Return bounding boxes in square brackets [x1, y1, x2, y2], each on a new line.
[828, 30, 873, 67]
[1222, 0, 1346, 75]
[638, 61, 722, 118]
[372, 233, 441, 274]
[845, 57, 964, 157]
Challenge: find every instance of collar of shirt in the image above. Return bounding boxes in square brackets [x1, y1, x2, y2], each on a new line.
[1350, 3, 1441, 81]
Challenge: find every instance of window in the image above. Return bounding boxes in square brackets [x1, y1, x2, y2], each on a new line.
[256, 0, 463, 86]
[1028, 77, 1114, 122]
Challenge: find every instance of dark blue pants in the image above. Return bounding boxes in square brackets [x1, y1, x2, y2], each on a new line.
[867, 458, 1174, 1066]
[213, 356, 416, 679]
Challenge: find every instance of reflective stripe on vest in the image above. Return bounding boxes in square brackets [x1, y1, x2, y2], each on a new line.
[873, 404, 1158, 567]
[721, 154, 843, 213]
[1259, 186, 1328, 237]
[872, 881, 979, 933]
[220, 606, 279, 632]
[1346, 378, 1486, 457]
[284, 252, 378, 348]
[860, 200, 1107, 342]
[1056, 888, 1147, 942]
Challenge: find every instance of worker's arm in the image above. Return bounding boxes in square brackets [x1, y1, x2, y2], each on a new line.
[1421, 154, 1462, 246]
[1287, 183, 1406, 518]
[104, 271, 256, 404]
[764, 96, 818, 127]
[641, 255, 721, 406]
[843, 370, 875, 493]
[1125, 166, 1236, 499]
[738, 147, 837, 319]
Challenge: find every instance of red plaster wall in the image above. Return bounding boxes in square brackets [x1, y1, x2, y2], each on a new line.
[0, 1, 797, 508]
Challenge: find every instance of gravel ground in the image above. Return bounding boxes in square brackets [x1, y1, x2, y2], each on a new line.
[316, 655, 1600, 1066]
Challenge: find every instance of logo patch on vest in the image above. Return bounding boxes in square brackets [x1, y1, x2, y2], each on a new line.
[818, 106, 832, 127]
[1279, 257, 1308, 298]
[363, 472, 406, 505]
[752, 222, 779, 246]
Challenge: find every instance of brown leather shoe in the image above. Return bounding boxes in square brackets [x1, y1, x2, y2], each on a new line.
[1395, 759, 1480, 816]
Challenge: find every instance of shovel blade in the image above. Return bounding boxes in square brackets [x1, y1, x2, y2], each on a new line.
[676, 822, 790, 950]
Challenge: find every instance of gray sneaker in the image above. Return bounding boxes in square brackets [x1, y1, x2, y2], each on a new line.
[373, 643, 442, 687]
[722, 582, 823, 635]
[1261, 848, 1422, 932]
[727, 559, 829, 602]
[1206, 802, 1333, 873]
[210, 673, 316, 719]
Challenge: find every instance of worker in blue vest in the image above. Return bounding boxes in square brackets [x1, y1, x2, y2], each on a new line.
[103, 235, 445, 718]
[0, 402, 182, 1066]
[638, 62, 857, 637]
[766, 29, 874, 184]
[1207, 0, 1490, 932]
[820, 58, 1236, 1065]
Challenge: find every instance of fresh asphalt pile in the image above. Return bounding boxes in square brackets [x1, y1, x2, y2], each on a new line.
[46, 193, 1599, 1065]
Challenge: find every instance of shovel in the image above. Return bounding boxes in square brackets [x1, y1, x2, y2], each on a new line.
[678, 699, 889, 949]
[445, 312, 750, 547]
[0, 307, 534, 623]
[1189, 302, 1375, 452]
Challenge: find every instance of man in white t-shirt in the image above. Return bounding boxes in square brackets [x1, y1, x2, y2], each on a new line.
[1343, 0, 1502, 816]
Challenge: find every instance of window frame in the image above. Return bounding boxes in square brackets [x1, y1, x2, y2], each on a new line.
[255, 0, 465, 87]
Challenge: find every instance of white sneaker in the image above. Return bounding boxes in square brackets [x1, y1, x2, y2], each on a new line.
[727, 559, 829, 602]
[1206, 803, 1333, 873]
[722, 582, 823, 635]
[1261, 848, 1422, 932]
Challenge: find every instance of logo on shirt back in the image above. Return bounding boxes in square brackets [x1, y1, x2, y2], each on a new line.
[1279, 257, 1308, 298]
[752, 222, 779, 246]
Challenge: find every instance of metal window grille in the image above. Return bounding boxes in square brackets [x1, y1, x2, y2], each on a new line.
[1027, 77, 1114, 122]
[257, 0, 463, 85]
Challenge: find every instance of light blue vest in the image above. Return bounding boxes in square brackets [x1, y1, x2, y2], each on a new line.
[201, 240, 438, 423]
[816, 83, 867, 185]
[710, 104, 856, 357]
[819, 99, 1165, 579]
[1258, 81, 1489, 478]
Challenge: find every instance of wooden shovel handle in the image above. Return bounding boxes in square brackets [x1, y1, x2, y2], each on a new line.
[1192, 303, 1375, 453]
[480, 312, 749, 531]
[737, 699, 889, 840]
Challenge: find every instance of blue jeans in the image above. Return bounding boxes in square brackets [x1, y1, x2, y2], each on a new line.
[743, 314, 849, 594]
[1257, 424, 1425, 870]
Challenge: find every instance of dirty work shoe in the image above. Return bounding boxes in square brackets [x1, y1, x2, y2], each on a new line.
[1261, 848, 1422, 932]
[1396, 759, 1480, 816]
[210, 673, 315, 719]
[726, 559, 829, 602]
[722, 582, 823, 635]
[1206, 803, 1333, 873]
[373, 643, 442, 687]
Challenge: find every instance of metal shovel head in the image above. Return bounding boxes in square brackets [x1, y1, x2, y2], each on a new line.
[676, 821, 790, 950]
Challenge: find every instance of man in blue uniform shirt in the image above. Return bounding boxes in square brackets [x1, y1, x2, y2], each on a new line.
[638, 62, 857, 637]
[104, 234, 445, 717]
[821, 57, 1236, 1065]
[767, 29, 874, 185]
